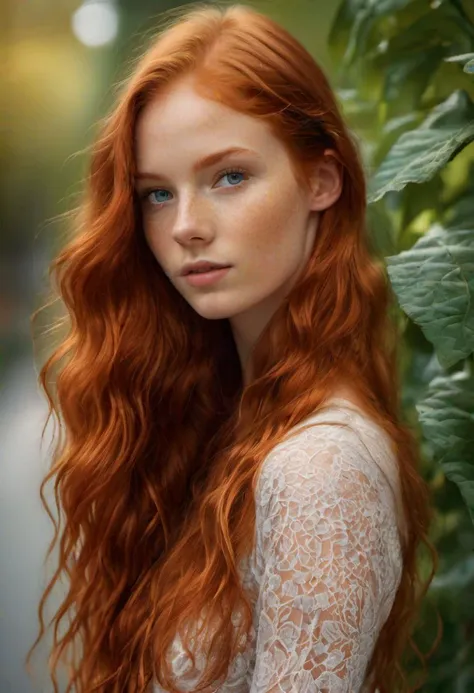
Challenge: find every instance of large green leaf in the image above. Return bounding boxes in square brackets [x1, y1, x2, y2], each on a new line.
[385, 223, 474, 368]
[372, 113, 422, 168]
[380, 4, 473, 59]
[381, 46, 446, 107]
[368, 90, 474, 202]
[328, 0, 415, 66]
[416, 370, 474, 523]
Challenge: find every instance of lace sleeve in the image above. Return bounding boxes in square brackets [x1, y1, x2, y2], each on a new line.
[249, 428, 403, 693]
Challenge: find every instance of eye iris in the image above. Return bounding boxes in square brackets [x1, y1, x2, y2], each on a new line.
[227, 172, 243, 184]
[149, 190, 169, 204]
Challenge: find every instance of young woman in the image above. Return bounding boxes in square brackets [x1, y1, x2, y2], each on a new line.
[28, 3, 437, 692]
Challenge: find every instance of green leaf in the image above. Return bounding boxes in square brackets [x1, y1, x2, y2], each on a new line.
[328, 0, 357, 46]
[400, 174, 444, 230]
[441, 461, 474, 524]
[329, 0, 415, 66]
[382, 113, 421, 135]
[385, 223, 474, 368]
[465, 59, 474, 74]
[368, 90, 474, 203]
[444, 52, 474, 64]
[416, 369, 474, 522]
[444, 52, 474, 74]
[383, 5, 473, 59]
[328, 0, 414, 40]
[431, 554, 474, 591]
[382, 46, 446, 106]
[367, 0, 414, 12]
[442, 161, 474, 229]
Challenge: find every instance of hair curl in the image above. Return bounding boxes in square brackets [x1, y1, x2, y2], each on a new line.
[27, 3, 439, 692]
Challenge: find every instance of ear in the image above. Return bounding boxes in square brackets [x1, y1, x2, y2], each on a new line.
[307, 149, 343, 212]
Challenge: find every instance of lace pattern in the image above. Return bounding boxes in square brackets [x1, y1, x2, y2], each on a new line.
[153, 398, 404, 692]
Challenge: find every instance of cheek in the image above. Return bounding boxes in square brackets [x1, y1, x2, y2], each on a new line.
[240, 184, 305, 260]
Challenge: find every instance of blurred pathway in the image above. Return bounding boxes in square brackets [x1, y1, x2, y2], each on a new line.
[0, 356, 58, 693]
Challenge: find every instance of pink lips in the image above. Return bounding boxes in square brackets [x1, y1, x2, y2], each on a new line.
[183, 266, 231, 287]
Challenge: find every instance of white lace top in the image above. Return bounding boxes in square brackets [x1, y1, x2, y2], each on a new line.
[153, 397, 405, 693]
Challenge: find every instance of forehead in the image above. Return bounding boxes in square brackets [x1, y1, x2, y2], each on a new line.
[134, 78, 279, 164]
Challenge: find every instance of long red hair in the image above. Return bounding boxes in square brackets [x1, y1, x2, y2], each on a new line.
[28, 3, 438, 692]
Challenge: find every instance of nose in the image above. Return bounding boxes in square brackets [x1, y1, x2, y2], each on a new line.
[171, 191, 213, 243]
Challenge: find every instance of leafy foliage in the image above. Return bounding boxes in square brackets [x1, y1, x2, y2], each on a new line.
[329, 1, 474, 689]
[368, 90, 474, 202]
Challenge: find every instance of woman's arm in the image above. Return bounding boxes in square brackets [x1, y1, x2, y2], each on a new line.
[250, 430, 403, 692]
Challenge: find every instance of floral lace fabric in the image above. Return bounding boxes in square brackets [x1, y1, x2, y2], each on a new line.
[153, 398, 405, 692]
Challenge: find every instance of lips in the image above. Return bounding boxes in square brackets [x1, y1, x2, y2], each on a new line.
[181, 262, 231, 276]
[188, 265, 228, 274]
[184, 265, 231, 287]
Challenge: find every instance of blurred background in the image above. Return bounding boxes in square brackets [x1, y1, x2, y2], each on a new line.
[1, 1, 338, 691]
[2, 0, 474, 692]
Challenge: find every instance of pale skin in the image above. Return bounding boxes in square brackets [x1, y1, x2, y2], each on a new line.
[134, 75, 359, 405]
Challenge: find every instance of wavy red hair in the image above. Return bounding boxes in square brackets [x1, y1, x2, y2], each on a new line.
[27, 3, 439, 692]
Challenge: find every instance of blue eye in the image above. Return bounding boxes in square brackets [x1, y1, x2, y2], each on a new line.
[219, 170, 246, 186]
[148, 190, 172, 205]
[142, 167, 248, 207]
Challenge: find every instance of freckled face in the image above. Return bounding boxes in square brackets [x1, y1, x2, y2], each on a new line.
[134, 78, 318, 324]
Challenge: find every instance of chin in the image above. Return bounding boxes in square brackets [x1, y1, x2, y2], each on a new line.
[188, 302, 235, 321]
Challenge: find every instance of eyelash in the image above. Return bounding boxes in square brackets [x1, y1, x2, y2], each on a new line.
[139, 167, 249, 205]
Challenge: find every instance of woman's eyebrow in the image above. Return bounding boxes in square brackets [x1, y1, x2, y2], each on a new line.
[135, 146, 260, 180]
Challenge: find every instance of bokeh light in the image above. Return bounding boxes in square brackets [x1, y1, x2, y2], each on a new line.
[71, 0, 119, 47]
